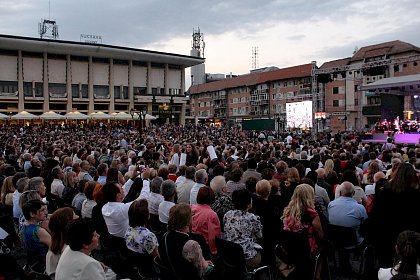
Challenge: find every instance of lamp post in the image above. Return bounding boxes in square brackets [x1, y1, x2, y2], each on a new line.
[274, 113, 281, 139]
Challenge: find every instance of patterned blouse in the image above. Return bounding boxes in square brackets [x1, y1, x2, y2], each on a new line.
[124, 226, 159, 254]
[212, 193, 234, 224]
[223, 210, 263, 259]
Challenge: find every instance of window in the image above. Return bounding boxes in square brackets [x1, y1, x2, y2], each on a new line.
[355, 98, 359, 106]
[333, 87, 339, 94]
[0, 81, 18, 94]
[114, 86, 121, 99]
[333, 100, 339, 107]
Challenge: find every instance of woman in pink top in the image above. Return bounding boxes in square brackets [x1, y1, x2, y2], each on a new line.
[191, 187, 221, 255]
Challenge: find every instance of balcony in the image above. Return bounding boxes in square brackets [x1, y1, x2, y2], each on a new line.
[362, 105, 381, 116]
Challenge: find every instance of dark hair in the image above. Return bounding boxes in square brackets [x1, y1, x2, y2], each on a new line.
[66, 218, 96, 251]
[97, 163, 108, 176]
[245, 176, 258, 194]
[102, 182, 120, 203]
[261, 168, 275, 180]
[247, 158, 257, 169]
[22, 199, 46, 220]
[78, 179, 88, 193]
[128, 199, 149, 227]
[212, 165, 225, 177]
[158, 167, 169, 180]
[49, 207, 74, 255]
[230, 168, 243, 182]
[340, 170, 360, 187]
[232, 189, 252, 211]
[106, 167, 119, 183]
[12, 172, 27, 189]
[391, 230, 420, 279]
[196, 187, 215, 205]
[389, 163, 418, 192]
[185, 166, 196, 180]
[305, 171, 318, 184]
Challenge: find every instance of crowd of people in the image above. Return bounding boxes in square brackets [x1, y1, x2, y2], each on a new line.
[0, 122, 419, 280]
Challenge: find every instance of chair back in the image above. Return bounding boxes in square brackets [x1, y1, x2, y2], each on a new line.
[126, 250, 157, 278]
[215, 237, 247, 279]
[153, 256, 176, 280]
[276, 230, 311, 266]
[326, 224, 358, 249]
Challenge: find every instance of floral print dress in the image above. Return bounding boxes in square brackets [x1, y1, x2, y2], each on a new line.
[124, 226, 159, 254]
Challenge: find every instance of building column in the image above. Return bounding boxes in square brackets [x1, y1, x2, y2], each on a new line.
[109, 59, 114, 113]
[147, 103, 152, 115]
[88, 56, 94, 113]
[128, 60, 133, 110]
[147, 62, 152, 95]
[43, 52, 50, 112]
[165, 64, 169, 95]
[181, 67, 185, 94]
[180, 103, 186, 125]
[17, 51, 24, 112]
[66, 54, 72, 112]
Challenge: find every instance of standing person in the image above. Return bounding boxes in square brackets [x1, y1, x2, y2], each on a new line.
[370, 163, 420, 268]
[185, 144, 199, 167]
[50, 167, 65, 198]
[176, 166, 195, 204]
[55, 218, 106, 280]
[169, 144, 181, 172]
[190, 169, 208, 205]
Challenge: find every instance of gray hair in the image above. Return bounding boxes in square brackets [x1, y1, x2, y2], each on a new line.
[150, 177, 163, 194]
[195, 169, 208, 184]
[28, 177, 44, 192]
[340, 181, 355, 196]
[161, 180, 176, 199]
[210, 176, 226, 194]
[16, 177, 29, 193]
[19, 190, 41, 208]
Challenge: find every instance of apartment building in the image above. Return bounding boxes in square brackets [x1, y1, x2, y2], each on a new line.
[316, 40, 420, 132]
[0, 34, 204, 124]
[189, 63, 313, 128]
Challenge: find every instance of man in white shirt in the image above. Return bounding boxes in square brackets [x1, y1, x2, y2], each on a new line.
[50, 167, 65, 198]
[96, 163, 108, 185]
[158, 180, 176, 224]
[101, 182, 141, 238]
[176, 166, 195, 204]
[190, 169, 208, 205]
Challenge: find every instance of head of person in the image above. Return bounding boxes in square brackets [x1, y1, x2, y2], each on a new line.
[182, 240, 207, 277]
[287, 167, 300, 183]
[389, 162, 418, 192]
[63, 171, 78, 188]
[178, 165, 187, 177]
[168, 164, 177, 175]
[185, 166, 196, 180]
[196, 186, 215, 205]
[229, 167, 243, 183]
[255, 179, 271, 199]
[161, 179, 176, 200]
[284, 184, 315, 218]
[172, 144, 181, 154]
[247, 158, 258, 170]
[27, 177, 46, 197]
[210, 175, 227, 194]
[19, 190, 41, 208]
[168, 203, 192, 232]
[128, 199, 149, 228]
[245, 176, 258, 194]
[232, 189, 252, 211]
[102, 182, 123, 203]
[97, 163, 108, 177]
[195, 169, 208, 185]
[84, 181, 97, 200]
[66, 218, 99, 253]
[340, 170, 360, 187]
[150, 177, 163, 194]
[339, 181, 355, 197]
[16, 177, 29, 193]
[49, 207, 79, 255]
[106, 167, 119, 183]
[393, 230, 420, 278]
[22, 199, 47, 222]
[316, 168, 326, 179]
[80, 160, 90, 172]
[373, 171, 385, 183]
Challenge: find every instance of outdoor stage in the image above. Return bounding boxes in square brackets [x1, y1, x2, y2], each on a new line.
[362, 133, 420, 144]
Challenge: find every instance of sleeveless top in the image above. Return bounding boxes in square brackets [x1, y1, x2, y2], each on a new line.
[21, 223, 48, 260]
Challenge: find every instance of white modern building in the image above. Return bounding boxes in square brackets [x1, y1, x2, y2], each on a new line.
[0, 34, 204, 124]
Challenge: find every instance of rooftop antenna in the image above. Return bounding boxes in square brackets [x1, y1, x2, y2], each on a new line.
[38, 0, 59, 40]
[252, 46, 259, 69]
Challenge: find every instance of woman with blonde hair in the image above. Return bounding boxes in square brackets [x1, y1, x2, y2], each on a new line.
[62, 171, 79, 206]
[169, 143, 181, 172]
[1, 176, 15, 209]
[282, 184, 323, 255]
[362, 161, 380, 185]
[280, 167, 300, 204]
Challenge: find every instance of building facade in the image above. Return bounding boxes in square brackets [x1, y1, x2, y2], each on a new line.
[316, 40, 420, 132]
[189, 63, 313, 129]
[0, 34, 204, 124]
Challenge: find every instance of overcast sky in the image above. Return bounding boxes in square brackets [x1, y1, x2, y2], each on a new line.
[1, 0, 420, 80]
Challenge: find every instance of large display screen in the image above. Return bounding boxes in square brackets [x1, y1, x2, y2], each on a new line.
[286, 101, 313, 128]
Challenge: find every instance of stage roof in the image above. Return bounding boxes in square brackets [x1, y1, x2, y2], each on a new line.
[361, 74, 420, 94]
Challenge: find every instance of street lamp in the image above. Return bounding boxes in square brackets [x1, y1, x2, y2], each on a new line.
[274, 113, 281, 139]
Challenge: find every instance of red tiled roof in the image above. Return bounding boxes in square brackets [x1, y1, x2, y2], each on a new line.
[190, 63, 313, 94]
[320, 57, 351, 69]
[351, 40, 420, 62]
